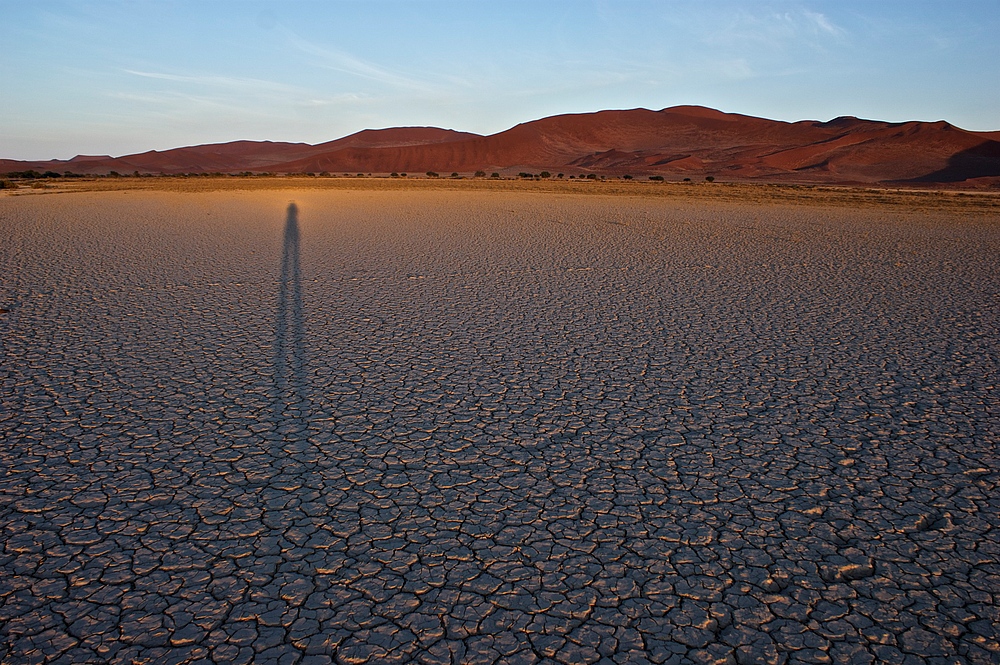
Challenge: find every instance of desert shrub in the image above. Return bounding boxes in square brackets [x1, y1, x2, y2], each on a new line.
[357, 173, 364, 177]
[518, 172, 533, 178]
[557, 173, 564, 178]
[683, 177, 691, 182]
[390, 172, 399, 177]
[648, 175, 664, 181]
[474, 170, 486, 178]
[400, 173, 407, 177]
[451, 172, 459, 177]
[426, 171, 439, 177]
[43, 171, 61, 178]
[490, 172, 500, 179]
[705, 176, 715, 182]
[0, 179, 14, 189]
[586, 174, 597, 180]
[623, 174, 633, 180]
[539, 171, 551, 178]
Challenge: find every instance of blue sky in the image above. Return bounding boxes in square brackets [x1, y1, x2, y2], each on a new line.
[2, 1, 999, 160]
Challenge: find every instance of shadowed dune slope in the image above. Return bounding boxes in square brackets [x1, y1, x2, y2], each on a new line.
[4, 107, 1000, 185]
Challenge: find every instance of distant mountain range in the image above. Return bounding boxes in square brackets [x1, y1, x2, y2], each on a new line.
[5, 106, 1000, 186]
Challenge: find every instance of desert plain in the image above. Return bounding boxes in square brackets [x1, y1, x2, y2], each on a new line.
[1, 179, 998, 664]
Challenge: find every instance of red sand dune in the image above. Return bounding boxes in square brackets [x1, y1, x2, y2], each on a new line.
[4, 107, 999, 186]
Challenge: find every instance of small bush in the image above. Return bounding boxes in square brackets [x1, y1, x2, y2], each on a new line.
[0, 179, 15, 189]
[490, 172, 500, 179]
[451, 172, 459, 177]
[426, 171, 439, 178]
[586, 174, 597, 180]
[474, 170, 486, 178]
[623, 174, 633, 180]
[683, 177, 691, 182]
[539, 171, 551, 178]
[400, 173, 407, 177]
[648, 175, 664, 181]
[705, 176, 715, 182]
[390, 172, 399, 177]
[557, 173, 564, 178]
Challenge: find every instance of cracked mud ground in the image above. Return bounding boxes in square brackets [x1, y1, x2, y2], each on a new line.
[1, 189, 998, 664]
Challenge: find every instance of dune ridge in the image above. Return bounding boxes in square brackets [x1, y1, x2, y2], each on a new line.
[4, 106, 999, 186]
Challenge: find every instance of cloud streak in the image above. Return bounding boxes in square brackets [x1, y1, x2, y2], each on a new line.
[278, 27, 476, 94]
[124, 69, 300, 94]
[282, 29, 435, 92]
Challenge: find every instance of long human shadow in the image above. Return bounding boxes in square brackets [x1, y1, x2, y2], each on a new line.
[273, 202, 309, 444]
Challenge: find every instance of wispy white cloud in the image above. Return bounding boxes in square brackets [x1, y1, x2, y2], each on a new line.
[123, 69, 299, 93]
[801, 11, 845, 37]
[121, 68, 374, 110]
[280, 28, 476, 94]
[704, 8, 847, 51]
[281, 29, 434, 91]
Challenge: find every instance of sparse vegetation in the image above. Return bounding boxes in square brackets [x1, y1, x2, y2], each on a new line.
[474, 171, 486, 178]
[539, 171, 551, 178]
[705, 176, 715, 182]
[0, 179, 15, 189]
[426, 171, 439, 178]
[390, 172, 399, 178]
[451, 172, 459, 178]
[557, 173, 564, 178]
[683, 177, 692, 182]
[648, 175, 664, 182]
[490, 172, 500, 179]
[586, 174, 597, 180]
[623, 174, 633, 180]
